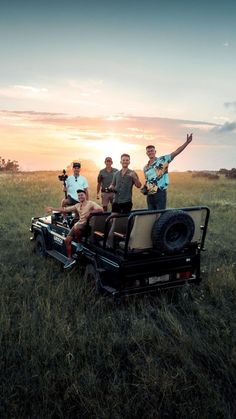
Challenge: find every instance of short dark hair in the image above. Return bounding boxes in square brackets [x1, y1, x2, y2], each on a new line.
[146, 145, 155, 150]
[121, 153, 130, 159]
[77, 189, 86, 194]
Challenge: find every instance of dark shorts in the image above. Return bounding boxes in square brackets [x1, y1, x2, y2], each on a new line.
[147, 189, 167, 210]
[67, 195, 79, 205]
[112, 201, 133, 214]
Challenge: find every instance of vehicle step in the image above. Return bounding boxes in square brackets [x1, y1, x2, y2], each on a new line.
[46, 250, 68, 264]
[102, 285, 117, 295]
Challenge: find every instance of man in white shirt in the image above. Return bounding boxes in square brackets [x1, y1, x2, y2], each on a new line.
[61, 162, 89, 206]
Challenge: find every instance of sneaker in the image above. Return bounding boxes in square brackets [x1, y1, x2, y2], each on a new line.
[64, 259, 76, 270]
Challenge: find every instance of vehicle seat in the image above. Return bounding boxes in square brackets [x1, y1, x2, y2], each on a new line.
[112, 216, 129, 248]
[187, 210, 203, 243]
[88, 213, 111, 244]
[120, 209, 204, 253]
[118, 213, 160, 251]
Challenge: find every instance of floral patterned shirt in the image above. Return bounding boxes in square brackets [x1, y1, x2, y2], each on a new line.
[143, 154, 172, 194]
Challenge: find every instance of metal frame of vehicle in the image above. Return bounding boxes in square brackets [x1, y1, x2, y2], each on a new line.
[30, 206, 210, 299]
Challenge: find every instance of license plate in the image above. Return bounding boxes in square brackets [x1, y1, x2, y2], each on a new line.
[149, 275, 169, 284]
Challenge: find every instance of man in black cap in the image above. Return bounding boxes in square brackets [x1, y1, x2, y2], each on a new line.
[47, 189, 103, 269]
[61, 161, 89, 207]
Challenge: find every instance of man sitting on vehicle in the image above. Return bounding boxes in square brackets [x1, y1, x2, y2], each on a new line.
[46, 189, 103, 269]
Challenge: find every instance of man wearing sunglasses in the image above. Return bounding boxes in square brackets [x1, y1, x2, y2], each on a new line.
[61, 162, 89, 207]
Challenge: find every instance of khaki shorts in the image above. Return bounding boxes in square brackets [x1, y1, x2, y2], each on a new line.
[101, 192, 114, 207]
[68, 222, 87, 238]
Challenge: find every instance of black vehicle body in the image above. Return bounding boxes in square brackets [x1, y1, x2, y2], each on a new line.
[30, 206, 210, 299]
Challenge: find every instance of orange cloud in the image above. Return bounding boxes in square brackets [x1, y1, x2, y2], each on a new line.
[0, 109, 233, 171]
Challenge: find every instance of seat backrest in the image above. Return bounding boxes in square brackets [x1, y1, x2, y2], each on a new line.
[128, 213, 160, 250]
[88, 213, 110, 242]
[124, 208, 206, 252]
[113, 216, 129, 236]
[187, 209, 203, 243]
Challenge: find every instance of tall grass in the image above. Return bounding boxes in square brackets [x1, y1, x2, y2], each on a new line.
[0, 172, 236, 418]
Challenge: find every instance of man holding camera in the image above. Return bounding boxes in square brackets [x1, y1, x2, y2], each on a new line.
[96, 157, 118, 211]
[61, 162, 89, 207]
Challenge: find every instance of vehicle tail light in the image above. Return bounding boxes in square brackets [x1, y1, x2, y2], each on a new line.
[176, 271, 193, 280]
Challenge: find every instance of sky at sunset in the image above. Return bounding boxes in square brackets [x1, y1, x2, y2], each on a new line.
[0, 0, 235, 171]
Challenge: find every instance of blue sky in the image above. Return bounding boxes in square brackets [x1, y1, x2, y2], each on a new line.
[0, 0, 235, 170]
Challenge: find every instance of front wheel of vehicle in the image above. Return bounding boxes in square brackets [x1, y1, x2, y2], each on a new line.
[35, 234, 46, 257]
[84, 263, 102, 294]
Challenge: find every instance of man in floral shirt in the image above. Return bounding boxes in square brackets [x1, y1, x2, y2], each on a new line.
[143, 133, 193, 209]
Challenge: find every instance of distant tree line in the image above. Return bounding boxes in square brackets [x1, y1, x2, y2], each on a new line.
[192, 171, 220, 180]
[219, 168, 236, 179]
[0, 157, 19, 172]
[191, 168, 236, 180]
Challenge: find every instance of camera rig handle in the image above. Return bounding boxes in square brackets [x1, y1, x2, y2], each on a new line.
[58, 169, 68, 198]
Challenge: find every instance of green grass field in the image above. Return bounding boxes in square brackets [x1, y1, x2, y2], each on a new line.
[0, 171, 236, 418]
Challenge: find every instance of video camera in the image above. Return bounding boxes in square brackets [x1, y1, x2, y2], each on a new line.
[140, 185, 148, 195]
[58, 169, 68, 183]
[58, 169, 68, 199]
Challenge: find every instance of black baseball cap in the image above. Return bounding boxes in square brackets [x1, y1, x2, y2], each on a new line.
[73, 162, 81, 168]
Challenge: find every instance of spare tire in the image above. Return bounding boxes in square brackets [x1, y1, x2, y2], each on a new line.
[151, 210, 195, 254]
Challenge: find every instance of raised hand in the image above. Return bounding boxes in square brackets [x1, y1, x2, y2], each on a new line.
[128, 170, 138, 180]
[187, 133, 193, 144]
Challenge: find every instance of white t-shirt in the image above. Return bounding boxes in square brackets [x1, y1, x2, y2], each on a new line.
[66, 175, 89, 201]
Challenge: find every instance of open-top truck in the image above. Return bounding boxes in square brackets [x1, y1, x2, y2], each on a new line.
[30, 206, 210, 299]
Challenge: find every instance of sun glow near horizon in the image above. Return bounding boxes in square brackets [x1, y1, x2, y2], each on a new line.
[1, 108, 234, 172]
[87, 137, 142, 169]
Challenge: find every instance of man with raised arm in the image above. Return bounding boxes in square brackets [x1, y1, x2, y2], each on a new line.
[143, 133, 193, 210]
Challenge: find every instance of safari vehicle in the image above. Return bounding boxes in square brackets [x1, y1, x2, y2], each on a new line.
[30, 206, 210, 299]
